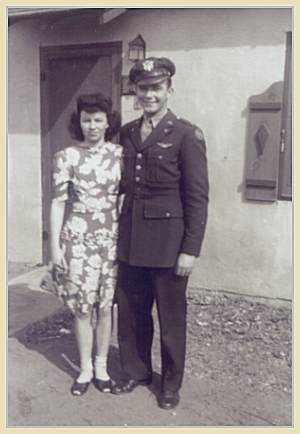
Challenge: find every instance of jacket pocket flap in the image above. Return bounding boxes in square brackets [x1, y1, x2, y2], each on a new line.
[144, 202, 183, 219]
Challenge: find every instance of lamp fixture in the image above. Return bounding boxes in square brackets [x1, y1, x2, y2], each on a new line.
[128, 34, 146, 62]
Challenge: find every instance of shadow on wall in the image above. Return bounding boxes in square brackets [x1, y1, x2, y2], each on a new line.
[238, 81, 284, 204]
[8, 8, 291, 136]
[124, 8, 292, 50]
[40, 8, 292, 51]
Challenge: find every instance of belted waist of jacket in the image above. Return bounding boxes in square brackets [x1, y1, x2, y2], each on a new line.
[121, 186, 184, 218]
[123, 184, 182, 199]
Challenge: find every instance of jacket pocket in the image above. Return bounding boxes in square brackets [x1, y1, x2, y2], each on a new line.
[144, 201, 183, 219]
[146, 147, 179, 182]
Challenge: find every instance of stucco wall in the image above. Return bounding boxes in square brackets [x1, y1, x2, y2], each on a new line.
[8, 8, 293, 298]
[8, 19, 43, 263]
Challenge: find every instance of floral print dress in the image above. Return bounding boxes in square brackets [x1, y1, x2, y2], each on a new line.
[52, 142, 122, 317]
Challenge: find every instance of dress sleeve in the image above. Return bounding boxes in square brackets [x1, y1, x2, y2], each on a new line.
[52, 149, 72, 201]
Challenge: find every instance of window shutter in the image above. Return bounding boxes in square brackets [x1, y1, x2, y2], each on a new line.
[245, 83, 282, 201]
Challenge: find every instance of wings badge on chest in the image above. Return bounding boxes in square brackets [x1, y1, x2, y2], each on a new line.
[156, 142, 174, 149]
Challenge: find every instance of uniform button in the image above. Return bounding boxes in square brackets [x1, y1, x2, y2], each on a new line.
[135, 176, 141, 182]
[158, 155, 163, 160]
[165, 212, 171, 217]
[137, 153, 142, 159]
[136, 164, 142, 170]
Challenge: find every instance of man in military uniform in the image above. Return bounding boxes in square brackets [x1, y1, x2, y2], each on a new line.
[115, 57, 209, 409]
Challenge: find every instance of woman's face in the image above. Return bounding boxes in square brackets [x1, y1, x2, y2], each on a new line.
[79, 110, 108, 144]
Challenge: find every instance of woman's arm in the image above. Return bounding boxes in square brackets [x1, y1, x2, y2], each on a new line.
[50, 198, 67, 268]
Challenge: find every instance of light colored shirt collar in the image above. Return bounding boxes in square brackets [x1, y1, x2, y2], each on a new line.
[143, 107, 169, 128]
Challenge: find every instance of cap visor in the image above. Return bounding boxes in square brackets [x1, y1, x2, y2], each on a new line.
[137, 76, 169, 86]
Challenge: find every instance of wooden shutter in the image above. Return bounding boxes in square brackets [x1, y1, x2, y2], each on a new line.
[245, 82, 283, 201]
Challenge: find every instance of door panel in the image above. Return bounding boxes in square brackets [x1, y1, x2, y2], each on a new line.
[40, 43, 121, 262]
[48, 55, 111, 154]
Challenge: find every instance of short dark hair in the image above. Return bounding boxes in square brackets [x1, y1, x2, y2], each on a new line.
[166, 78, 172, 88]
[68, 93, 121, 142]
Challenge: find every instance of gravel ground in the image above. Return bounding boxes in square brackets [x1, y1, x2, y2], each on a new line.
[184, 291, 292, 394]
[8, 262, 292, 426]
[16, 285, 292, 399]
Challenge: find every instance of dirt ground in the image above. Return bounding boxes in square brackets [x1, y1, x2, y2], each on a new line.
[7, 262, 293, 427]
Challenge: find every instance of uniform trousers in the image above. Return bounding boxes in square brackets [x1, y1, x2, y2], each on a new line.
[117, 261, 188, 392]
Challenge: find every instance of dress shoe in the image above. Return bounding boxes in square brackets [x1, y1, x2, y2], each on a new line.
[158, 390, 180, 409]
[111, 378, 152, 395]
[94, 378, 120, 394]
[71, 380, 90, 396]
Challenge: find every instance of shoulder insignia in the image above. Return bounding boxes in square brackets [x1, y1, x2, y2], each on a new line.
[194, 127, 205, 141]
[177, 117, 205, 141]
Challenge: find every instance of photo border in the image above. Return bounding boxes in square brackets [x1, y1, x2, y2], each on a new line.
[1, 1, 298, 433]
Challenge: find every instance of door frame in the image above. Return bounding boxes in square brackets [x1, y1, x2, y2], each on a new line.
[278, 31, 292, 200]
[39, 41, 122, 263]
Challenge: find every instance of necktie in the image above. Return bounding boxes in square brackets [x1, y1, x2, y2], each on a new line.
[141, 118, 153, 142]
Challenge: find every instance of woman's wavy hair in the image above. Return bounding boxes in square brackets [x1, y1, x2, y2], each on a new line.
[68, 93, 121, 142]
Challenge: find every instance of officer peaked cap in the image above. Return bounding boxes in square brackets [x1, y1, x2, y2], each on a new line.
[129, 57, 176, 85]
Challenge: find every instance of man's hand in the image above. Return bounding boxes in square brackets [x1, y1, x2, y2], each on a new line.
[175, 253, 196, 277]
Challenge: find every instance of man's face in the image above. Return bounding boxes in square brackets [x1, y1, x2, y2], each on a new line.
[136, 80, 171, 116]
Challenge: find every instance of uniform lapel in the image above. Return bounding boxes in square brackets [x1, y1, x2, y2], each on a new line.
[138, 110, 176, 152]
[128, 117, 143, 151]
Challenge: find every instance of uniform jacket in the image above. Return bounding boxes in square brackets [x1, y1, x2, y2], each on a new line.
[117, 109, 209, 267]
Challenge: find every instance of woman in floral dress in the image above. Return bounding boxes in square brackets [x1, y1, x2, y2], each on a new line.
[50, 93, 122, 396]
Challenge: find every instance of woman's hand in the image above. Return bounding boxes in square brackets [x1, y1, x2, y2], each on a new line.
[51, 246, 68, 270]
[117, 194, 125, 216]
[50, 199, 67, 268]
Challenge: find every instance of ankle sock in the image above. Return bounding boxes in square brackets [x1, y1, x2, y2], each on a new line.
[77, 358, 93, 383]
[94, 355, 110, 381]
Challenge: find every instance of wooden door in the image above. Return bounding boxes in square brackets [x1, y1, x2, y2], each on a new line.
[40, 42, 122, 263]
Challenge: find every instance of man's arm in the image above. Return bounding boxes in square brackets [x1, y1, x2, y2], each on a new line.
[175, 125, 209, 276]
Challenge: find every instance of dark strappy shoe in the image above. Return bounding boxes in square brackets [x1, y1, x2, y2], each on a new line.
[71, 380, 90, 396]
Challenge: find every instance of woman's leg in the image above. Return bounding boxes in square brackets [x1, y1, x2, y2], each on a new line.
[94, 241, 118, 381]
[74, 314, 94, 383]
[94, 307, 112, 380]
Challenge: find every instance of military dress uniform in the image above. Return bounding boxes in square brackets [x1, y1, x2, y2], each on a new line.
[116, 57, 209, 397]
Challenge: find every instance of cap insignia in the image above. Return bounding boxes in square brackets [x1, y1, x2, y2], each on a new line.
[143, 60, 154, 71]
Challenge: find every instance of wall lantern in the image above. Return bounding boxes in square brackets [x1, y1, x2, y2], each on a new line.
[128, 34, 146, 62]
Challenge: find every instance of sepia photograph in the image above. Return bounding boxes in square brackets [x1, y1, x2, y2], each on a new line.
[6, 6, 293, 428]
